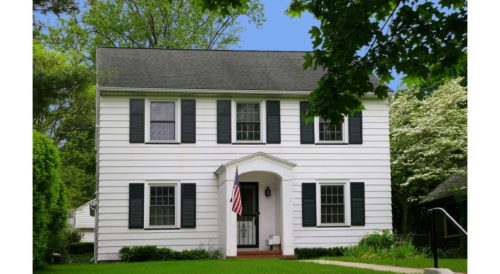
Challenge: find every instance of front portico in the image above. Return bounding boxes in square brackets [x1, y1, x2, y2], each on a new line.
[214, 152, 296, 257]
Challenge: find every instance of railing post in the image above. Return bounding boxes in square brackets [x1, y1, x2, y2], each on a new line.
[430, 210, 438, 268]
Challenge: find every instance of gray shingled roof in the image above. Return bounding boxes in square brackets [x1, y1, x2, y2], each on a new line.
[97, 47, 328, 91]
[419, 173, 467, 204]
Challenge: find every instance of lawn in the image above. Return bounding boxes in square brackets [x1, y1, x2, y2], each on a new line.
[321, 257, 467, 273]
[35, 259, 395, 274]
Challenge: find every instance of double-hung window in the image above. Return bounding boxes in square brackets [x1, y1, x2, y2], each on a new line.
[314, 117, 348, 143]
[150, 101, 176, 141]
[145, 100, 181, 143]
[317, 182, 350, 226]
[235, 102, 262, 142]
[145, 182, 180, 228]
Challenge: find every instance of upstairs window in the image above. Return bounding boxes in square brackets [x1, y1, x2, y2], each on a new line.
[150, 101, 176, 141]
[319, 118, 343, 141]
[314, 117, 348, 143]
[236, 102, 261, 141]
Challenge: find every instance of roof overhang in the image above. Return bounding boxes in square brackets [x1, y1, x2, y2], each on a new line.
[98, 86, 392, 99]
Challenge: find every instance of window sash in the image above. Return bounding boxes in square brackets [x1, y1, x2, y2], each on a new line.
[320, 185, 345, 224]
[149, 101, 176, 141]
[236, 103, 261, 141]
[319, 118, 343, 141]
[149, 186, 176, 226]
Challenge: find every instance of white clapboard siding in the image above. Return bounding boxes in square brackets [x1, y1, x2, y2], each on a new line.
[97, 96, 392, 260]
[73, 201, 95, 230]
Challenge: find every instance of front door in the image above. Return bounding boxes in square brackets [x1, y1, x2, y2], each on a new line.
[237, 182, 259, 248]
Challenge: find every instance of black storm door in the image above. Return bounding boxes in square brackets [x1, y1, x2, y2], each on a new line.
[237, 182, 259, 248]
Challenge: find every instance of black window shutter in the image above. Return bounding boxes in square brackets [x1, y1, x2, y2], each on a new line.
[348, 111, 363, 144]
[129, 183, 144, 229]
[181, 183, 196, 228]
[350, 182, 365, 226]
[302, 183, 317, 227]
[300, 101, 314, 144]
[266, 100, 281, 144]
[181, 99, 196, 143]
[217, 100, 231, 143]
[129, 99, 145, 143]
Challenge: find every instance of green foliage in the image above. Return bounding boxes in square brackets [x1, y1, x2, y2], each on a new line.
[342, 231, 421, 259]
[33, 0, 79, 15]
[358, 230, 395, 250]
[196, 0, 252, 16]
[33, 40, 96, 208]
[33, 41, 94, 124]
[33, 130, 68, 269]
[119, 246, 223, 262]
[81, 0, 263, 50]
[69, 243, 95, 255]
[287, 0, 467, 125]
[294, 247, 346, 259]
[390, 78, 467, 233]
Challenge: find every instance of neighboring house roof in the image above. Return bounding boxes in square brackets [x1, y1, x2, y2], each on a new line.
[97, 47, 380, 92]
[419, 173, 467, 204]
[72, 199, 96, 213]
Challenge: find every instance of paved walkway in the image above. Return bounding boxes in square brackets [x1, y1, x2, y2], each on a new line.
[302, 259, 466, 274]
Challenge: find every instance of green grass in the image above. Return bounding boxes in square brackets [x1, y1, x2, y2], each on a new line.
[321, 257, 467, 273]
[35, 259, 395, 274]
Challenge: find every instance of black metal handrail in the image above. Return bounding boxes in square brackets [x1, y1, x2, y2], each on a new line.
[428, 207, 467, 268]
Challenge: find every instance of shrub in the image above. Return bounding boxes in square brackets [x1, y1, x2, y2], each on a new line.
[358, 230, 395, 250]
[294, 247, 346, 259]
[33, 131, 68, 269]
[119, 246, 222, 262]
[69, 242, 94, 255]
[341, 231, 422, 259]
[391, 244, 418, 259]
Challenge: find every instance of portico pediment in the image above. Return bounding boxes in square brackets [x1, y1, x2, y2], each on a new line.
[214, 152, 296, 181]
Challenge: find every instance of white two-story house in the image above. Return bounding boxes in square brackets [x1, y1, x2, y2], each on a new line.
[95, 48, 392, 261]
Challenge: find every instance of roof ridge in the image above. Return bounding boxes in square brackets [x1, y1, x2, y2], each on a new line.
[96, 46, 312, 53]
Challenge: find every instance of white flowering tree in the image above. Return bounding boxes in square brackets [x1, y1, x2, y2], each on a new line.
[390, 78, 467, 234]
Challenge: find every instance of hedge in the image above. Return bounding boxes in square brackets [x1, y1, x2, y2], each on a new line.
[294, 247, 347, 259]
[33, 130, 68, 269]
[119, 246, 222, 262]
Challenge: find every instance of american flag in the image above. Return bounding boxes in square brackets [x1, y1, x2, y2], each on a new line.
[231, 167, 242, 216]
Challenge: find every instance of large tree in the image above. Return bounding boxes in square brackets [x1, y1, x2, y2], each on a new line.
[200, 0, 467, 124]
[83, 0, 264, 49]
[390, 78, 467, 233]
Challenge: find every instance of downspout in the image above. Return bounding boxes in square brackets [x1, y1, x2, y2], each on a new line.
[94, 68, 100, 263]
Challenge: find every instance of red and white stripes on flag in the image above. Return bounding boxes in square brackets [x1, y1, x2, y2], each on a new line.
[231, 167, 242, 216]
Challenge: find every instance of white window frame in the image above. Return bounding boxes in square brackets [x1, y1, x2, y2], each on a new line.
[316, 180, 351, 226]
[314, 116, 349, 144]
[231, 99, 266, 143]
[144, 181, 181, 229]
[145, 99, 181, 143]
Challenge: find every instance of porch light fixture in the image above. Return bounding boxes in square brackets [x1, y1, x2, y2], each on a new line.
[265, 186, 271, 197]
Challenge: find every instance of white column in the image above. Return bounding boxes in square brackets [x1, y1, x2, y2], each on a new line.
[225, 179, 237, 256]
[217, 179, 227, 256]
[281, 179, 294, 255]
